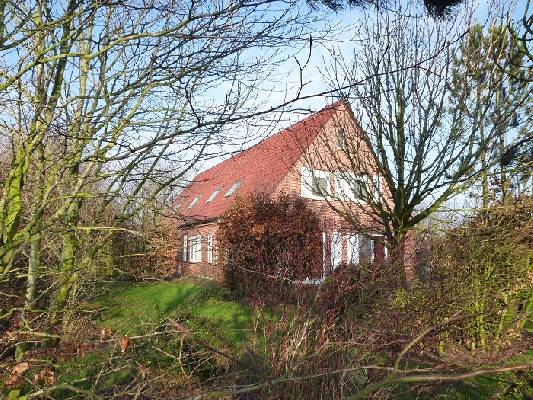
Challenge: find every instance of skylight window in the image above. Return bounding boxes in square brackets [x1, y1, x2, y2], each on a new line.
[188, 196, 200, 209]
[206, 188, 221, 203]
[224, 181, 241, 197]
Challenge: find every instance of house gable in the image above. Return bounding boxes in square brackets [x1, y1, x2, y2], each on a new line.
[175, 101, 343, 223]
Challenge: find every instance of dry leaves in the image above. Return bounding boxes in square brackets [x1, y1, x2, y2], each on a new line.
[119, 336, 130, 354]
[100, 327, 112, 342]
[138, 364, 147, 379]
[33, 369, 55, 386]
[169, 319, 191, 337]
[4, 362, 29, 388]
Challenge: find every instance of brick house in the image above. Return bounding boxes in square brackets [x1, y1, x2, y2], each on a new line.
[175, 100, 388, 281]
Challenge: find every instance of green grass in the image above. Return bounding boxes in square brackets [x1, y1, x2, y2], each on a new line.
[41, 279, 261, 398]
[95, 278, 258, 347]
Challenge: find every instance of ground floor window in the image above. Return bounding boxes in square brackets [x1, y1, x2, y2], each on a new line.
[331, 232, 342, 269]
[188, 235, 202, 263]
[346, 233, 359, 264]
[207, 233, 213, 264]
[326, 232, 387, 268]
[182, 235, 188, 262]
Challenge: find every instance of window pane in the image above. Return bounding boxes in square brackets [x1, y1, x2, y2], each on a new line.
[347, 234, 358, 264]
[224, 181, 241, 197]
[312, 175, 328, 196]
[338, 129, 346, 150]
[359, 235, 374, 263]
[331, 233, 342, 269]
[206, 189, 220, 203]
[188, 196, 200, 209]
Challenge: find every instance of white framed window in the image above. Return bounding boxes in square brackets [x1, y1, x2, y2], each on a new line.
[359, 235, 374, 264]
[188, 235, 202, 263]
[301, 167, 331, 199]
[182, 235, 188, 262]
[334, 172, 365, 201]
[207, 233, 213, 264]
[334, 173, 381, 202]
[373, 174, 381, 202]
[337, 128, 347, 150]
[346, 233, 359, 264]
[321, 232, 327, 273]
[188, 196, 200, 209]
[224, 181, 241, 197]
[206, 188, 220, 203]
[331, 232, 342, 269]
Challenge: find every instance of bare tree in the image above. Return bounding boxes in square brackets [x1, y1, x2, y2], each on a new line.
[303, 2, 529, 280]
[0, 0, 319, 320]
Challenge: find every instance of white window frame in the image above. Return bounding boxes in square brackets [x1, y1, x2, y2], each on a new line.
[182, 235, 188, 262]
[188, 196, 200, 209]
[373, 174, 381, 202]
[346, 233, 359, 264]
[358, 234, 375, 264]
[321, 231, 327, 276]
[224, 181, 241, 197]
[206, 188, 220, 203]
[207, 233, 213, 264]
[331, 232, 342, 269]
[301, 167, 331, 200]
[188, 235, 202, 263]
[334, 172, 363, 201]
[334, 172, 381, 203]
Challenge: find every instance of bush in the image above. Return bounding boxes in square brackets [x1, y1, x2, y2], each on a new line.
[217, 193, 323, 305]
[425, 197, 532, 354]
[370, 197, 533, 363]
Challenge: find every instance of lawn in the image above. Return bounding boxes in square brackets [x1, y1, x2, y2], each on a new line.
[48, 279, 261, 397]
[95, 278, 258, 347]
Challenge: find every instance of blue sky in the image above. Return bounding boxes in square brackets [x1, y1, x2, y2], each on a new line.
[194, 0, 530, 176]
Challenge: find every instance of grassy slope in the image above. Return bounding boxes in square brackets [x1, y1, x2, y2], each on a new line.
[96, 278, 257, 346]
[49, 279, 260, 397]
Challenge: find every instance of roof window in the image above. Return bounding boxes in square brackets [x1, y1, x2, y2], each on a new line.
[206, 188, 221, 203]
[188, 196, 200, 209]
[224, 181, 241, 197]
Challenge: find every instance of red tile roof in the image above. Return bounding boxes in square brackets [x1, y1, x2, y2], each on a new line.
[176, 101, 343, 222]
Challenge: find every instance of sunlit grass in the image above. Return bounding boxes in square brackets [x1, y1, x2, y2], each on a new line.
[95, 278, 258, 347]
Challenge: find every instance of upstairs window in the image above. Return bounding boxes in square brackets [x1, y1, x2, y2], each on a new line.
[337, 128, 347, 150]
[188, 196, 200, 209]
[224, 181, 241, 197]
[334, 173, 380, 202]
[301, 168, 330, 199]
[312, 174, 329, 197]
[334, 172, 365, 201]
[206, 188, 220, 203]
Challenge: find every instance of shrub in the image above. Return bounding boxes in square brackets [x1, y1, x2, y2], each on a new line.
[370, 196, 533, 362]
[217, 193, 323, 305]
[425, 197, 532, 354]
